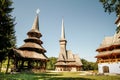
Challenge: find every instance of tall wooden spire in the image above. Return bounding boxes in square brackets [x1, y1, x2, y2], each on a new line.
[31, 9, 40, 31]
[59, 18, 67, 60]
[31, 14, 39, 30]
[27, 9, 41, 38]
[61, 18, 65, 40]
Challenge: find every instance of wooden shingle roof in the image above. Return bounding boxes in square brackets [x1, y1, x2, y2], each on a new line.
[14, 49, 48, 60]
[96, 28, 120, 57]
[14, 12, 48, 61]
[56, 50, 82, 66]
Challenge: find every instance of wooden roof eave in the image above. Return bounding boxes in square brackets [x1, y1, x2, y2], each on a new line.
[19, 47, 46, 53]
[95, 53, 112, 58]
[13, 49, 48, 60]
[24, 38, 43, 44]
[111, 44, 120, 47]
[96, 47, 108, 52]
[112, 50, 120, 56]
[14, 53, 48, 61]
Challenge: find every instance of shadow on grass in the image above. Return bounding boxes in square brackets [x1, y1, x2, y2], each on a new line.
[0, 72, 94, 80]
[48, 77, 93, 80]
[35, 72, 93, 80]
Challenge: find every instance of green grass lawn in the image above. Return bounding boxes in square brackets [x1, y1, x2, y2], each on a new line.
[0, 72, 120, 80]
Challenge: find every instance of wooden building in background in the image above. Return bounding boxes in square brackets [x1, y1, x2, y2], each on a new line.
[55, 19, 82, 72]
[13, 11, 48, 72]
[95, 15, 120, 74]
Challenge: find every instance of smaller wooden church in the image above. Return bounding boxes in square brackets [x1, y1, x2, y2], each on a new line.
[12, 11, 48, 72]
[55, 19, 82, 72]
[95, 15, 120, 74]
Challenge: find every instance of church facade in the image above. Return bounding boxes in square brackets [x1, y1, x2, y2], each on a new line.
[96, 15, 120, 74]
[55, 19, 82, 72]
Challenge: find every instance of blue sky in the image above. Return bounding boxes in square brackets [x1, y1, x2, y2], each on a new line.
[12, 0, 116, 62]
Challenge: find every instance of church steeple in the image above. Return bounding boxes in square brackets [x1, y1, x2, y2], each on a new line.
[27, 9, 42, 38]
[31, 14, 39, 31]
[61, 18, 65, 40]
[31, 9, 40, 31]
[59, 18, 67, 60]
[55, 19, 83, 71]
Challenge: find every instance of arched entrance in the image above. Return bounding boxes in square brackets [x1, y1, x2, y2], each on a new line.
[103, 66, 109, 73]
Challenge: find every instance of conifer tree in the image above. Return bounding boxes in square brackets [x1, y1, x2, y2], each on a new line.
[0, 0, 16, 72]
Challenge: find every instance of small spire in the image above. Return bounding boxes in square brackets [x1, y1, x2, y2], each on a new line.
[31, 9, 40, 31]
[61, 18, 65, 40]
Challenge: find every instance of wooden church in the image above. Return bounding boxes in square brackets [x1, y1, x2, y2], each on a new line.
[95, 15, 120, 74]
[55, 19, 82, 72]
[12, 11, 48, 72]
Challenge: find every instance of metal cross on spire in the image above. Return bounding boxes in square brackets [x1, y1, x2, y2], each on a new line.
[36, 8, 40, 14]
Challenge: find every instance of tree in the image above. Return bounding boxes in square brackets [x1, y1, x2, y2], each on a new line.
[47, 57, 57, 70]
[81, 58, 98, 71]
[0, 0, 16, 72]
[99, 0, 120, 33]
[99, 0, 120, 16]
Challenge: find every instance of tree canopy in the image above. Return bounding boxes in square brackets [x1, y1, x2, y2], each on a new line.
[81, 58, 98, 71]
[99, 0, 120, 16]
[100, 0, 120, 33]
